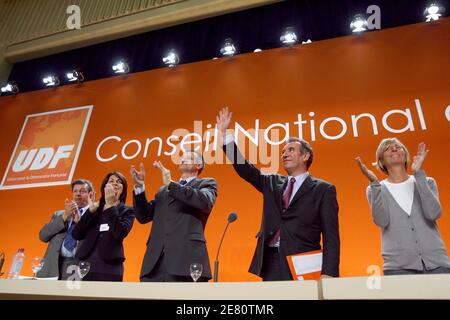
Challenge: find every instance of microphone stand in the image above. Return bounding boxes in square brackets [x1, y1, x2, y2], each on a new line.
[213, 221, 231, 282]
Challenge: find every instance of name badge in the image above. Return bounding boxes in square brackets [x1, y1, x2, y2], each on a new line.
[99, 223, 110, 232]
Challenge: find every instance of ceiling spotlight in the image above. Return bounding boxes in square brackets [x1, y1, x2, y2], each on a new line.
[162, 51, 179, 67]
[254, 48, 262, 52]
[66, 70, 84, 83]
[302, 39, 312, 45]
[42, 75, 60, 87]
[280, 27, 298, 45]
[424, 3, 445, 22]
[112, 61, 129, 74]
[0, 82, 19, 95]
[350, 14, 368, 33]
[220, 38, 237, 57]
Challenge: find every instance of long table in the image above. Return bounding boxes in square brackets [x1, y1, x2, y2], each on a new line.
[1, 275, 450, 300]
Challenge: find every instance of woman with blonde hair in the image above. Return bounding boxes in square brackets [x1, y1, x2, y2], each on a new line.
[356, 138, 450, 275]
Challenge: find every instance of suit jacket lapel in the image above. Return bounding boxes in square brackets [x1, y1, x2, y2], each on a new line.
[275, 176, 288, 211]
[169, 178, 198, 204]
[186, 177, 197, 186]
[288, 175, 315, 208]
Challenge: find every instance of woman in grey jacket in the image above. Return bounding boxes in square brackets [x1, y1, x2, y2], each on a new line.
[356, 138, 450, 275]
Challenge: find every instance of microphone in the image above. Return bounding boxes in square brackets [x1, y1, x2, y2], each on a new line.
[228, 213, 237, 223]
[213, 212, 238, 282]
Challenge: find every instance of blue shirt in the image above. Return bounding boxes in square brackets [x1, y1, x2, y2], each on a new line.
[60, 205, 88, 258]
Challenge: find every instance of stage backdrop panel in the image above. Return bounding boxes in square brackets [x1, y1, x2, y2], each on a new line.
[0, 19, 449, 282]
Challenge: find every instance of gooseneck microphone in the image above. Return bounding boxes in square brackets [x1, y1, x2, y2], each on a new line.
[213, 212, 238, 282]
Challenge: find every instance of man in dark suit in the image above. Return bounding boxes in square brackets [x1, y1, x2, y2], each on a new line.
[131, 150, 218, 282]
[216, 107, 340, 281]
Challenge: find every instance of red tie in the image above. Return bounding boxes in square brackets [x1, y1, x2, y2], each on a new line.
[268, 177, 296, 247]
[282, 177, 296, 211]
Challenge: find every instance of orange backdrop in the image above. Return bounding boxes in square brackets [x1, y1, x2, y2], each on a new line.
[0, 19, 449, 282]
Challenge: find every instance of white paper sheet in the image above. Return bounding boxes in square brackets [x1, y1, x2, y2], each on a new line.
[291, 252, 323, 275]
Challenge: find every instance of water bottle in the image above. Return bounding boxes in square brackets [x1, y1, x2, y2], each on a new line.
[7, 248, 25, 279]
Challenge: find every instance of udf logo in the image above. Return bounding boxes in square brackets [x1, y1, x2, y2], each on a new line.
[0, 106, 93, 190]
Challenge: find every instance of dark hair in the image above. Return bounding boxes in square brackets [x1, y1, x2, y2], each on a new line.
[71, 179, 93, 192]
[99, 171, 128, 211]
[286, 137, 314, 170]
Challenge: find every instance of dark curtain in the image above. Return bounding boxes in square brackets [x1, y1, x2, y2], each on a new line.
[7, 0, 438, 93]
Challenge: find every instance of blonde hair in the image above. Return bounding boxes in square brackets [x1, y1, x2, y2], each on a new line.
[373, 138, 410, 174]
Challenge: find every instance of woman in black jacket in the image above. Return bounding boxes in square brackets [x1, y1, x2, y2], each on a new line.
[72, 171, 135, 281]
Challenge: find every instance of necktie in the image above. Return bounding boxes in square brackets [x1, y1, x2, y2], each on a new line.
[63, 209, 82, 251]
[180, 179, 188, 185]
[282, 177, 296, 211]
[268, 177, 296, 247]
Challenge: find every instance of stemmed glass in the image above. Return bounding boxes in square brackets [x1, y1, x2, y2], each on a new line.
[190, 263, 203, 282]
[78, 261, 91, 280]
[31, 257, 44, 279]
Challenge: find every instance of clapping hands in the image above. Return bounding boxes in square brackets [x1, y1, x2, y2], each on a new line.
[153, 161, 172, 186]
[411, 142, 429, 174]
[355, 156, 379, 183]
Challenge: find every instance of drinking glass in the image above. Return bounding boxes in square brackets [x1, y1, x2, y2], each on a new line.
[31, 257, 44, 279]
[190, 263, 203, 282]
[78, 261, 91, 280]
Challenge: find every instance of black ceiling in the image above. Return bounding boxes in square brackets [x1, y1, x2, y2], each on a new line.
[5, 0, 448, 94]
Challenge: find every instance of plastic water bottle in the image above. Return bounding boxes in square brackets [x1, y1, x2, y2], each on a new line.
[7, 248, 25, 279]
